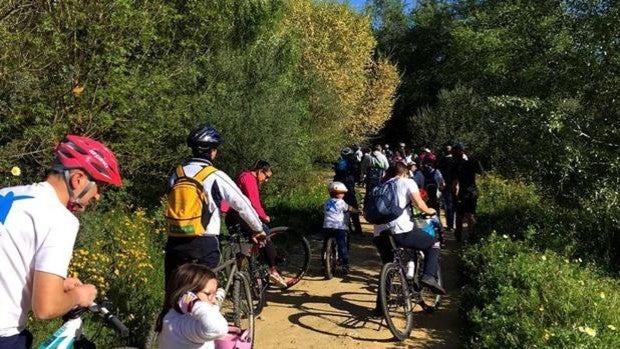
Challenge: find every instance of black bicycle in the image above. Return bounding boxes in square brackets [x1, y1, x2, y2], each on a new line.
[322, 231, 349, 279]
[378, 214, 444, 341]
[221, 224, 311, 315]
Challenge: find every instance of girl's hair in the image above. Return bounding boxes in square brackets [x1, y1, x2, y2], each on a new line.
[249, 160, 271, 172]
[155, 264, 217, 332]
[385, 162, 409, 179]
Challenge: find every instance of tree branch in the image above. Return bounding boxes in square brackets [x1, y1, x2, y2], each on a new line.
[0, 3, 33, 23]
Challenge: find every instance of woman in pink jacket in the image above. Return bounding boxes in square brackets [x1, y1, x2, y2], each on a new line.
[223, 160, 287, 288]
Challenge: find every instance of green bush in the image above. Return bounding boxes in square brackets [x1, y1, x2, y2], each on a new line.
[476, 175, 620, 273]
[30, 208, 166, 348]
[264, 169, 328, 235]
[462, 234, 620, 348]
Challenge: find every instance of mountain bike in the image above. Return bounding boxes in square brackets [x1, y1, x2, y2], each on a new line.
[221, 224, 311, 315]
[378, 214, 444, 341]
[212, 255, 255, 346]
[37, 299, 135, 349]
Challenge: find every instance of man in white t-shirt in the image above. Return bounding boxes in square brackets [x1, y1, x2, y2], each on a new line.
[371, 162, 446, 314]
[0, 135, 122, 348]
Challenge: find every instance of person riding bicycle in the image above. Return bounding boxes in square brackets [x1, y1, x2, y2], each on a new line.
[0, 135, 122, 348]
[164, 124, 266, 287]
[372, 162, 446, 315]
[222, 160, 288, 288]
[323, 181, 359, 276]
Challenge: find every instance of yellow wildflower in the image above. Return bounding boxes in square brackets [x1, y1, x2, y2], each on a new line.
[11, 166, 21, 176]
[608, 325, 616, 331]
[578, 326, 597, 337]
[599, 292, 605, 299]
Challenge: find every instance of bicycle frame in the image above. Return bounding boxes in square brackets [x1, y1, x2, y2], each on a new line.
[384, 234, 428, 301]
[212, 258, 240, 296]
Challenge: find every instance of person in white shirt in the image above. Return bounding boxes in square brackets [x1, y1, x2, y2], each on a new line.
[322, 181, 358, 275]
[165, 124, 266, 287]
[372, 162, 446, 315]
[0, 135, 123, 348]
[156, 263, 229, 349]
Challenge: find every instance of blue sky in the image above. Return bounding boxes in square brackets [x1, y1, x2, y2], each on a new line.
[338, 0, 417, 12]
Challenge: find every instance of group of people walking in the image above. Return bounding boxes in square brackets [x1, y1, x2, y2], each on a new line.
[324, 141, 482, 313]
[330, 142, 482, 240]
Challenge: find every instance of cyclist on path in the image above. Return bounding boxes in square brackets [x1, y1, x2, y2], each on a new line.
[372, 162, 446, 315]
[222, 160, 287, 288]
[164, 124, 266, 287]
[0, 135, 122, 349]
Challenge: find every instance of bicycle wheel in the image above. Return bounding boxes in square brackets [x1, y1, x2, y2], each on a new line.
[379, 262, 414, 341]
[323, 238, 338, 280]
[233, 271, 255, 347]
[245, 257, 268, 315]
[419, 265, 443, 312]
[268, 227, 310, 290]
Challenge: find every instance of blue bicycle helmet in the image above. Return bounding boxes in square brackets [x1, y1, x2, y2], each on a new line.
[187, 124, 223, 150]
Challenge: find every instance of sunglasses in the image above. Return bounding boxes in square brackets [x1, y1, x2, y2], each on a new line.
[261, 171, 272, 181]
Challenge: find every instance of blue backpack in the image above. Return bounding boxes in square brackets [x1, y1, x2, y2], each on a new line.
[363, 179, 406, 224]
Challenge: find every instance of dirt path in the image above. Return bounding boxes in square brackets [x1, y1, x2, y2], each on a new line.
[255, 210, 464, 348]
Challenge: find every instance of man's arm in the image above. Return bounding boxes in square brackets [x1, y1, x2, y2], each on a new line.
[212, 171, 263, 233]
[32, 271, 96, 320]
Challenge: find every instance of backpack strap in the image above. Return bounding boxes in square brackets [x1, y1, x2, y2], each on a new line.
[193, 165, 217, 182]
[175, 165, 186, 179]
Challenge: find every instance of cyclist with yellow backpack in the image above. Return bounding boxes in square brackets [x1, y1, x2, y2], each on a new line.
[164, 124, 266, 287]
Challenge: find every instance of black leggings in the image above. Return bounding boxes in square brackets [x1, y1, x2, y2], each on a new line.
[262, 238, 277, 268]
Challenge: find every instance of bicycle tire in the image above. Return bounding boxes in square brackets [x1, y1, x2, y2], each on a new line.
[233, 271, 255, 347]
[323, 237, 338, 280]
[420, 265, 443, 311]
[379, 262, 414, 341]
[268, 227, 310, 290]
[246, 257, 268, 315]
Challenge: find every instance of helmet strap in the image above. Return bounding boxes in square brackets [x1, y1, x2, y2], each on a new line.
[63, 170, 95, 212]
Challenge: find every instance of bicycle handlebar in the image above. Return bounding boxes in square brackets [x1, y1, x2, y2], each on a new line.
[414, 212, 438, 219]
[95, 303, 130, 337]
[63, 300, 130, 337]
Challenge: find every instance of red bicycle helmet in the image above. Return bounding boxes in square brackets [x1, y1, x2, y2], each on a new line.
[55, 135, 122, 187]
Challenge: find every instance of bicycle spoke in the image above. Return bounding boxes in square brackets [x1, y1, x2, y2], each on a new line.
[269, 228, 310, 289]
[380, 262, 414, 341]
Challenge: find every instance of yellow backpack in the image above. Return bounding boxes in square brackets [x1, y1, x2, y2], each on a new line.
[165, 165, 217, 237]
